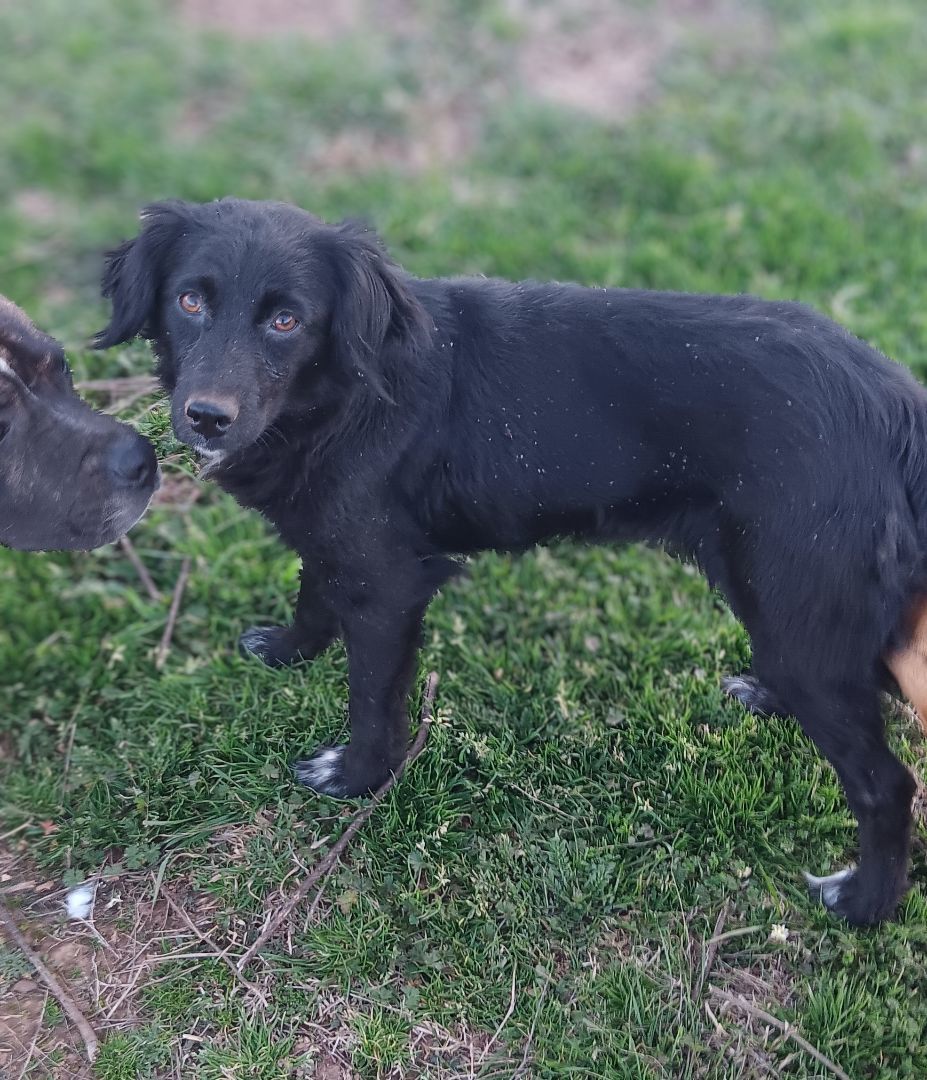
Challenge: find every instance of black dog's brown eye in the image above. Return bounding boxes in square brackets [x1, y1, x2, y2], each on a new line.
[272, 311, 298, 333]
[179, 292, 203, 315]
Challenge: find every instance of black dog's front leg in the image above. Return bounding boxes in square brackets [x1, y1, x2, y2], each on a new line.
[240, 564, 339, 668]
[294, 601, 427, 798]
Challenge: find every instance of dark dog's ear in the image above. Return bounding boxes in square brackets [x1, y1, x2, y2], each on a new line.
[94, 201, 193, 349]
[0, 295, 66, 371]
[327, 220, 430, 401]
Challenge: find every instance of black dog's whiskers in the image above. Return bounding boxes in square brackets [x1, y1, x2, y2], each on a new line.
[95, 196, 926, 927]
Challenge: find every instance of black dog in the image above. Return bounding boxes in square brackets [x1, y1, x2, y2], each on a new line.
[1, 295, 157, 550]
[95, 197, 926, 926]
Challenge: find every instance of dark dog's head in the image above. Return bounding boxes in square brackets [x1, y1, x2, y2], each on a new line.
[94, 198, 430, 462]
[0, 296, 158, 550]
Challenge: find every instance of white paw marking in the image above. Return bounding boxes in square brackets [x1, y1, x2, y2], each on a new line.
[722, 676, 756, 697]
[804, 867, 855, 907]
[241, 627, 277, 653]
[295, 746, 345, 790]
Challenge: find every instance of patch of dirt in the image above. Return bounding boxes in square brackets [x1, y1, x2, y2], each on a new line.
[178, 0, 364, 42]
[175, 0, 771, 178]
[506, 0, 672, 122]
[309, 101, 477, 178]
[0, 844, 186, 1077]
[1, 841, 512, 1078]
[506, 0, 770, 121]
[12, 189, 64, 226]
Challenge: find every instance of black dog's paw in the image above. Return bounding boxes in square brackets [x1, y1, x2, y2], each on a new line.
[804, 867, 898, 926]
[293, 745, 392, 799]
[722, 674, 781, 716]
[239, 625, 304, 668]
[293, 746, 350, 797]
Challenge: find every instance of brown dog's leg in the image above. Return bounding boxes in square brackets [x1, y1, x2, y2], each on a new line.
[886, 596, 927, 736]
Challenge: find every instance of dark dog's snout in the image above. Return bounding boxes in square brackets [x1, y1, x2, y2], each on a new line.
[185, 398, 239, 439]
[107, 431, 159, 489]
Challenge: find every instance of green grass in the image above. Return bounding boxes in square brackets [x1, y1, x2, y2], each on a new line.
[2, 0, 927, 1076]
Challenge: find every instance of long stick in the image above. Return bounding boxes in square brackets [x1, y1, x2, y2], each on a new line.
[155, 557, 191, 669]
[0, 898, 99, 1063]
[237, 672, 439, 971]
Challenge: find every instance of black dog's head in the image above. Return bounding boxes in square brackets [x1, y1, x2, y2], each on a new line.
[94, 198, 430, 463]
[0, 295, 158, 550]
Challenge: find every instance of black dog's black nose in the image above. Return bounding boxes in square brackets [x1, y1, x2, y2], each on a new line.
[107, 432, 158, 489]
[186, 398, 237, 439]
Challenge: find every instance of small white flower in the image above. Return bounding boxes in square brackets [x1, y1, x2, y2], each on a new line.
[768, 923, 789, 944]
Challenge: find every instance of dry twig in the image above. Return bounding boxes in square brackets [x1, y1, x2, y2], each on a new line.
[709, 986, 852, 1080]
[160, 889, 268, 1006]
[77, 378, 158, 414]
[76, 375, 159, 395]
[155, 557, 191, 669]
[237, 672, 439, 971]
[76, 375, 160, 414]
[0, 897, 100, 1063]
[119, 535, 162, 602]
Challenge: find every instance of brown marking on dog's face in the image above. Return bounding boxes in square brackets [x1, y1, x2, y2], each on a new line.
[0, 295, 159, 551]
[886, 595, 927, 737]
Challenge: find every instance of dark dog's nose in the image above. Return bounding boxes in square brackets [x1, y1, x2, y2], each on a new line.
[107, 431, 158, 489]
[185, 398, 238, 439]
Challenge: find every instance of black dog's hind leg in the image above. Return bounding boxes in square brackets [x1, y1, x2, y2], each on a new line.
[293, 601, 427, 798]
[723, 666, 901, 718]
[778, 680, 915, 925]
[240, 565, 339, 668]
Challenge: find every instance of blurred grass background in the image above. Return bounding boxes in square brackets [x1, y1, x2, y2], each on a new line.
[1, 1, 927, 1077]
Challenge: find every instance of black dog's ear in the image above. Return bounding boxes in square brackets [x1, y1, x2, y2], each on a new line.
[327, 220, 430, 401]
[94, 201, 193, 349]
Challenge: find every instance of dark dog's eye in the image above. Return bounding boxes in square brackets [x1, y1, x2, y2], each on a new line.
[272, 311, 299, 333]
[179, 292, 204, 315]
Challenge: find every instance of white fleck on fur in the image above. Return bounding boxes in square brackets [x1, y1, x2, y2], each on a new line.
[0, 356, 13, 374]
[294, 746, 346, 791]
[65, 883, 96, 920]
[804, 867, 855, 907]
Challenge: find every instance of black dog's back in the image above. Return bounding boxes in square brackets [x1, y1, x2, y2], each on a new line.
[411, 281, 926, 581]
